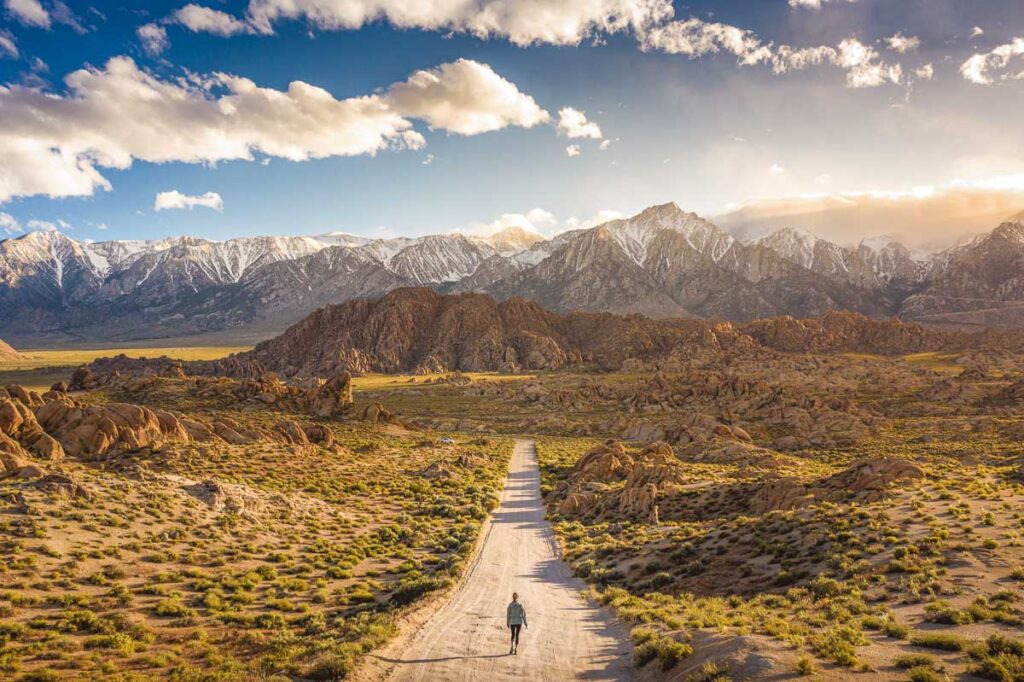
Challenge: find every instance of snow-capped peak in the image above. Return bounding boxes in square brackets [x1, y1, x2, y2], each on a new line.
[603, 203, 734, 265]
[313, 232, 375, 248]
[754, 227, 830, 271]
[858, 234, 902, 251]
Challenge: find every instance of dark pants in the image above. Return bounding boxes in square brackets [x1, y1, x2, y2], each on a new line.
[509, 624, 521, 646]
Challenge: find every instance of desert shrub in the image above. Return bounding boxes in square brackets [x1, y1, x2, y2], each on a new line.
[634, 634, 692, 670]
[906, 666, 943, 682]
[390, 572, 446, 606]
[894, 654, 937, 669]
[153, 597, 196, 618]
[970, 635, 1024, 682]
[910, 632, 972, 651]
[305, 651, 355, 680]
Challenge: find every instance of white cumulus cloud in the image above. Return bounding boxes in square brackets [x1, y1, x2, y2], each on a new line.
[5, 0, 49, 27]
[154, 190, 224, 211]
[565, 144, 581, 157]
[885, 32, 921, 54]
[557, 107, 602, 139]
[961, 38, 1024, 85]
[0, 56, 547, 203]
[137, 23, 169, 56]
[176, 0, 673, 47]
[174, 3, 254, 36]
[385, 59, 549, 135]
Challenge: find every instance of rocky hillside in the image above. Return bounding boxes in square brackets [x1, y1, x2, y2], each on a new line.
[84, 288, 1024, 379]
[0, 337, 23, 361]
[4, 205, 1024, 343]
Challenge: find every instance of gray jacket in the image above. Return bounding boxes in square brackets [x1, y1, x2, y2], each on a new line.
[507, 601, 527, 627]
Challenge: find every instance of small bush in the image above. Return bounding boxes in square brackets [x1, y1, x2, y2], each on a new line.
[910, 632, 972, 652]
[795, 654, 816, 676]
[894, 654, 936, 669]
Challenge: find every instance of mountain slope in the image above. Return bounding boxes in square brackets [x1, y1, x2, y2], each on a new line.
[4, 204, 1024, 342]
[0, 337, 24, 361]
[902, 216, 1024, 326]
[87, 288, 1024, 380]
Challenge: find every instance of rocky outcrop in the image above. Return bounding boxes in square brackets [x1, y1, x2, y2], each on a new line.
[555, 440, 687, 523]
[33, 395, 191, 460]
[0, 338, 24, 361]
[189, 371, 353, 417]
[740, 311, 953, 354]
[0, 388, 65, 461]
[749, 458, 924, 513]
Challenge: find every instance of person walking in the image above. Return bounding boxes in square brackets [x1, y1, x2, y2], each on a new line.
[506, 592, 527, 655]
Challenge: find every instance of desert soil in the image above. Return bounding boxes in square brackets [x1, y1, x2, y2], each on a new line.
[378, 439, 633, 681]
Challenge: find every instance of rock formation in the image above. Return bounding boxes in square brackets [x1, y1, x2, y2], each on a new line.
[0, 338, 24, 361]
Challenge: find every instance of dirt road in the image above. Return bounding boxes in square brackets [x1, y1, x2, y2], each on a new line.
[381, 439, 633, 681]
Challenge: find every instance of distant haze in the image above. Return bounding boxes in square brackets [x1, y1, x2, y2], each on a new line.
[715, 180, 1024, 253]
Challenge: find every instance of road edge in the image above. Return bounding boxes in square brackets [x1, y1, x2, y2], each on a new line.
[347, 439, 521, 682]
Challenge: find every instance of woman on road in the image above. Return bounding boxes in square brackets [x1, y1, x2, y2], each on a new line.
[506, 592, 527, 655]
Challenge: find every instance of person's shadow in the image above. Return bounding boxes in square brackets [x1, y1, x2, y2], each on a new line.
[374, 653, 511, 664]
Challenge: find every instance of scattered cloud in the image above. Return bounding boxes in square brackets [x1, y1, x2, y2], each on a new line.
[5, 0, 50, 28]
[0, 56, 546, 202]
[154, 190, 224, 211]
[565, 144, 581, 157]
[466, 207, 622, 238]
[421, 153, 435, 165]
[557, 107, 602, 139]
[564, 209, 625, 231]
[788, 0, 856, 9]
[174, 0, 673, 47]
[716, 174, 1024, 251]
[0, 211, 20, 235]
[886, 32, 921, 54]
[385, 59, 549, 135]
[470, 207, 556, 236]
[772, 39, 903, 88]
[641, 17, 904, 89]
[970, 26, 985, 39]
[961, 37, 1024, 85]
[0, 29, 17, 58]
[639, 17, 771, 66]
[25, 218, 59, 232]
[49, 1, 85, 33]
[769, 163, 785, 174]
[173, 3, 254, 36]
[600, 138, 614, 151]
[915, 64, 934, 80]
[137, 23, 169, 56]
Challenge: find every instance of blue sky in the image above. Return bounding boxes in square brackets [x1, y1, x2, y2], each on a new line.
[1, 0, 1023, 248]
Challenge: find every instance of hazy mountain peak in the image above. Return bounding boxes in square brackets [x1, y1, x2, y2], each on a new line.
[858, 235, 903, 251]
[484, 226, 547, 255]
[991, 220, 1024, 243]
[603, 203, 733, 265]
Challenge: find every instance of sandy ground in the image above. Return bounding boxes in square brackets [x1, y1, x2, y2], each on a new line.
[377, 439, 633, 681]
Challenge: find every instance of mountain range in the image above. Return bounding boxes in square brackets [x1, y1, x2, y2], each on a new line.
[2, 203, 1024, 344]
